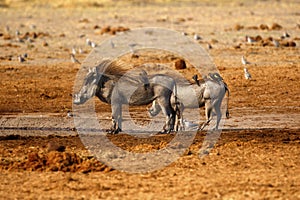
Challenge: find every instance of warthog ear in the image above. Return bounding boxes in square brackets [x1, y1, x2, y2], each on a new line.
[88, 67, 97, 75]
[192, 74, 200, 86]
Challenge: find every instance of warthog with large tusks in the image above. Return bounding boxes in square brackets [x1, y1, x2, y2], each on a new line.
[73, 60, 177, 134]
[148, 73, 230, 131]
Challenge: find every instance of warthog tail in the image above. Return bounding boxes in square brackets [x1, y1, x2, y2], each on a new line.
[224, 82, 230, 118]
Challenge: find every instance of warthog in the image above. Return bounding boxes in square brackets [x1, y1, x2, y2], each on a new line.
[73, 60, 177, 134]
[148, 73, 230, 131]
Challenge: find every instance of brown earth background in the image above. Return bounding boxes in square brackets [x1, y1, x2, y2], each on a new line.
[0, 0, 300, 199]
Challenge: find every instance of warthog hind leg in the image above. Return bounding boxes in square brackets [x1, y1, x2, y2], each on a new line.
[198, 120, 211, 131]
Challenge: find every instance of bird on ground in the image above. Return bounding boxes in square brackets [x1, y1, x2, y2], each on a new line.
[78, 47, 84, 54]
[86, 38, 92, 46]
[194, 34, 201, 41]
[283, 31, 290, 38]
[18, 55, 25, 63]
[241, 56, 250, 65]
[246, 35, 255, 44]
[183, 119, 198, 129]
[26, 37, 33, 43]
[207, 43, 212, 49]
[72, 47, 76, 55]
[244, 67, 252, 80]
[281, 31, 291, 40]
[16, 36, 24, 43]
[29, 24, 36, 29]
[91, 41, 97, 48]
[181, 32, 188, 36]
[71, 54, 81, 64]
[67, 111, 75, 117]
[15, 30, 20, 36]
[273, 39, 280, 47]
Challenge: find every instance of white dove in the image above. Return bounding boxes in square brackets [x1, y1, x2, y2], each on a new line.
[18, 55, 25, 63]
[91, 41, 97, 48]
[244, 67, 252, 80]
[273, 39, 280, 47]
[241, 56, 250, 65]
[283, 31, 290, 38]
[72, 47, 76, 55]
[71, 54, 81, 64]
[86, 38, 91, 46]
[207, 43, 212, 49]
[194, 34, 201, 41]
[246, 35, 255, 43]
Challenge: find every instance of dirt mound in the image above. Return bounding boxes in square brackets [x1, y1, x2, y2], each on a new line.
[1, 146, 112, 173]
[99, 25, 130, 35]
[0, 135, 112, 173]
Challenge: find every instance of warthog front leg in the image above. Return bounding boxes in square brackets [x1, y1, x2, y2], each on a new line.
[107, 117, 121, 134]
[159, 113, 176, 134]
[108, 103, 122, 134]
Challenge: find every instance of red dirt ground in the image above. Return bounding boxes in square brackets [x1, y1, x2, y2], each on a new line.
[0, 0, 300, 199]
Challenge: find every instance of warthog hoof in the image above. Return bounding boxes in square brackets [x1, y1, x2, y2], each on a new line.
[158, 130, 168, 134]
[158, 128, 175, 134]
[107, 128, 122, 134]
[198, 122, 209, 131]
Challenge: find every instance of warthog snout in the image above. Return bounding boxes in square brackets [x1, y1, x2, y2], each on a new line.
[148, 100, 161, 117]
[148, 107, 155, 117]
[73, 94, 82, 105]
